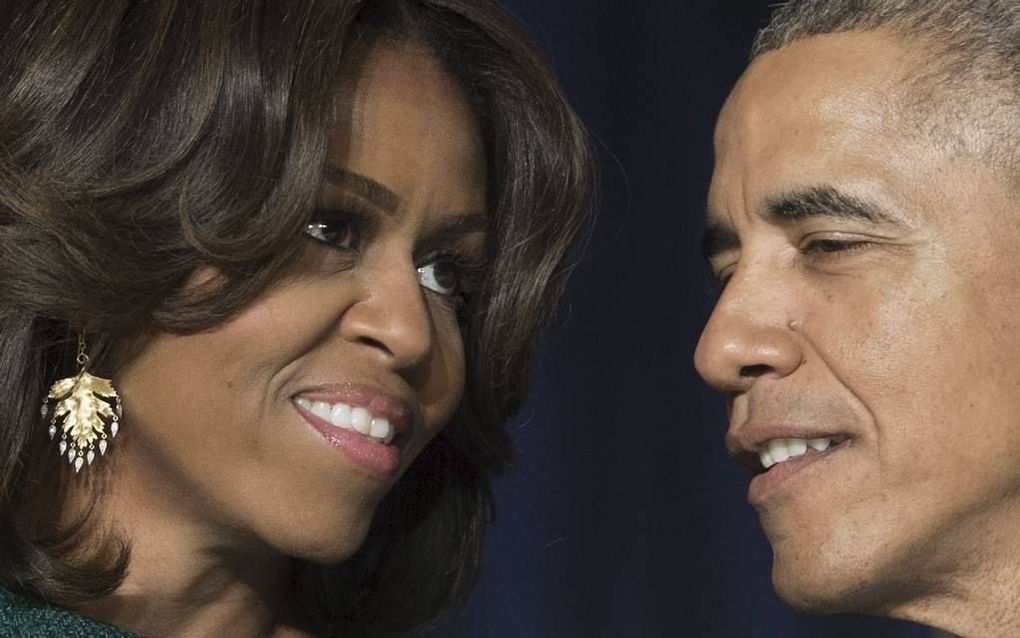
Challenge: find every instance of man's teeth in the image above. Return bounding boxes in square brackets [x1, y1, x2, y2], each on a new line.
[759, 435, 847, 469]
[295, 397, 396, 444]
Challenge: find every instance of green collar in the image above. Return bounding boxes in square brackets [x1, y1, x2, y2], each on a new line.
[0, 585, 137, 637]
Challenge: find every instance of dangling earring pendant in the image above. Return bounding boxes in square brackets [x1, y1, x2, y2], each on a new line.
[42, 334, 121, 474]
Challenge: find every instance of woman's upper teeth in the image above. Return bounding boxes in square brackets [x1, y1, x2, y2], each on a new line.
[759, 435, 847, 469]
[295, 397, 396, 444]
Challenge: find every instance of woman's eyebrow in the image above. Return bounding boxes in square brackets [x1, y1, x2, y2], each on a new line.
[322, 166, 487, 235]
[323, 165, 401, 213]
[435, 213, 488, 235]
[323, 163, 487, 235]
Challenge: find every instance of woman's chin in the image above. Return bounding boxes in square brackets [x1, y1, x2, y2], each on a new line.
[254, 507, 376, 565]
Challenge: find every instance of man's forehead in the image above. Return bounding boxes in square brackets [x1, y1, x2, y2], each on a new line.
[729, 27, 1017, 177]
[717, 31, 911, 155]
[707, 31, 938, 236]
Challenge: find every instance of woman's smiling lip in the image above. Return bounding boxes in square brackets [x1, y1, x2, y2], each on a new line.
[295, 383, 414, 433]
[291, 383, 417, 478]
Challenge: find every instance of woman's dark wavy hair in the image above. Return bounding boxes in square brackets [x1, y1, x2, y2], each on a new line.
[0, 0, 592, 635]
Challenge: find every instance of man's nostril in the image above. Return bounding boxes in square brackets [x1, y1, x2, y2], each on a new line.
[740, 364, 772, 378]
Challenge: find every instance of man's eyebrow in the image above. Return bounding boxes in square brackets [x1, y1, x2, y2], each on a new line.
[323, 165, 400, 213]
[701, 186, 901, 262]
[766, 186, 899, 225]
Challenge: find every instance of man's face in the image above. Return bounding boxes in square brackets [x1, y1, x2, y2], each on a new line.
[695, 29, 1020, 614]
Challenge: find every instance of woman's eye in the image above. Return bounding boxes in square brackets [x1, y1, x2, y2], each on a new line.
[417, 259, 463, 297]
[304, 210, 362, 250]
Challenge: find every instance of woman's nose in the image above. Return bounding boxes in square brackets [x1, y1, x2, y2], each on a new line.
[340, 256, 435, 371]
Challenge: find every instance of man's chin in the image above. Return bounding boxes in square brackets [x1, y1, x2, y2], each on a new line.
[772, 572, 852, 614]
[769, 548, 878, 615]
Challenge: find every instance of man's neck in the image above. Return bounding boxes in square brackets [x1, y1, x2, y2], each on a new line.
[884, 505, 1020, 638]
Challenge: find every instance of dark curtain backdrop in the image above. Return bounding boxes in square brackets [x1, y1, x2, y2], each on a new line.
[433, 2, 934, 637]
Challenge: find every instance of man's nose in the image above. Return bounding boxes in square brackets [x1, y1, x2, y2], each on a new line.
[339, 255, 435, 371]
[694, 268, 803, 394]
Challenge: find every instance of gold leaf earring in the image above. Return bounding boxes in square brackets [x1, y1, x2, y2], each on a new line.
[41, 334, 122, 473]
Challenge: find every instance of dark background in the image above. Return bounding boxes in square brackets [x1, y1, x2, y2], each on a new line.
[433, 2, 935, 637]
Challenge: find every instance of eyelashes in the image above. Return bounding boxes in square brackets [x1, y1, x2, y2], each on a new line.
[303, 207, 485, 311]
[800, 238, 873, 255]
[304, 208, 369, 252]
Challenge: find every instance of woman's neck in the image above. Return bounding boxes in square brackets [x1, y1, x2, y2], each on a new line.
[60, 448, 313, 638]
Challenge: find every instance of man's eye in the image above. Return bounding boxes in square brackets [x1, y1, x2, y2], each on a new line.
[708, 260, 736, 290]
[802, 239, 870, 254]
[716, 266, 735, 288]
[304, 210, 362, 250]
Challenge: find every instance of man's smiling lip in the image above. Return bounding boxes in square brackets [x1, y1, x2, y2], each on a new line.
[726, 423, 855, 506]
[746, 440, 850, 506]
[726, 423, 852, 457]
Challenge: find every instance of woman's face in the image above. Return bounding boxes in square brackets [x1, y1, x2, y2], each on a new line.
[113, 44, 487, 561]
